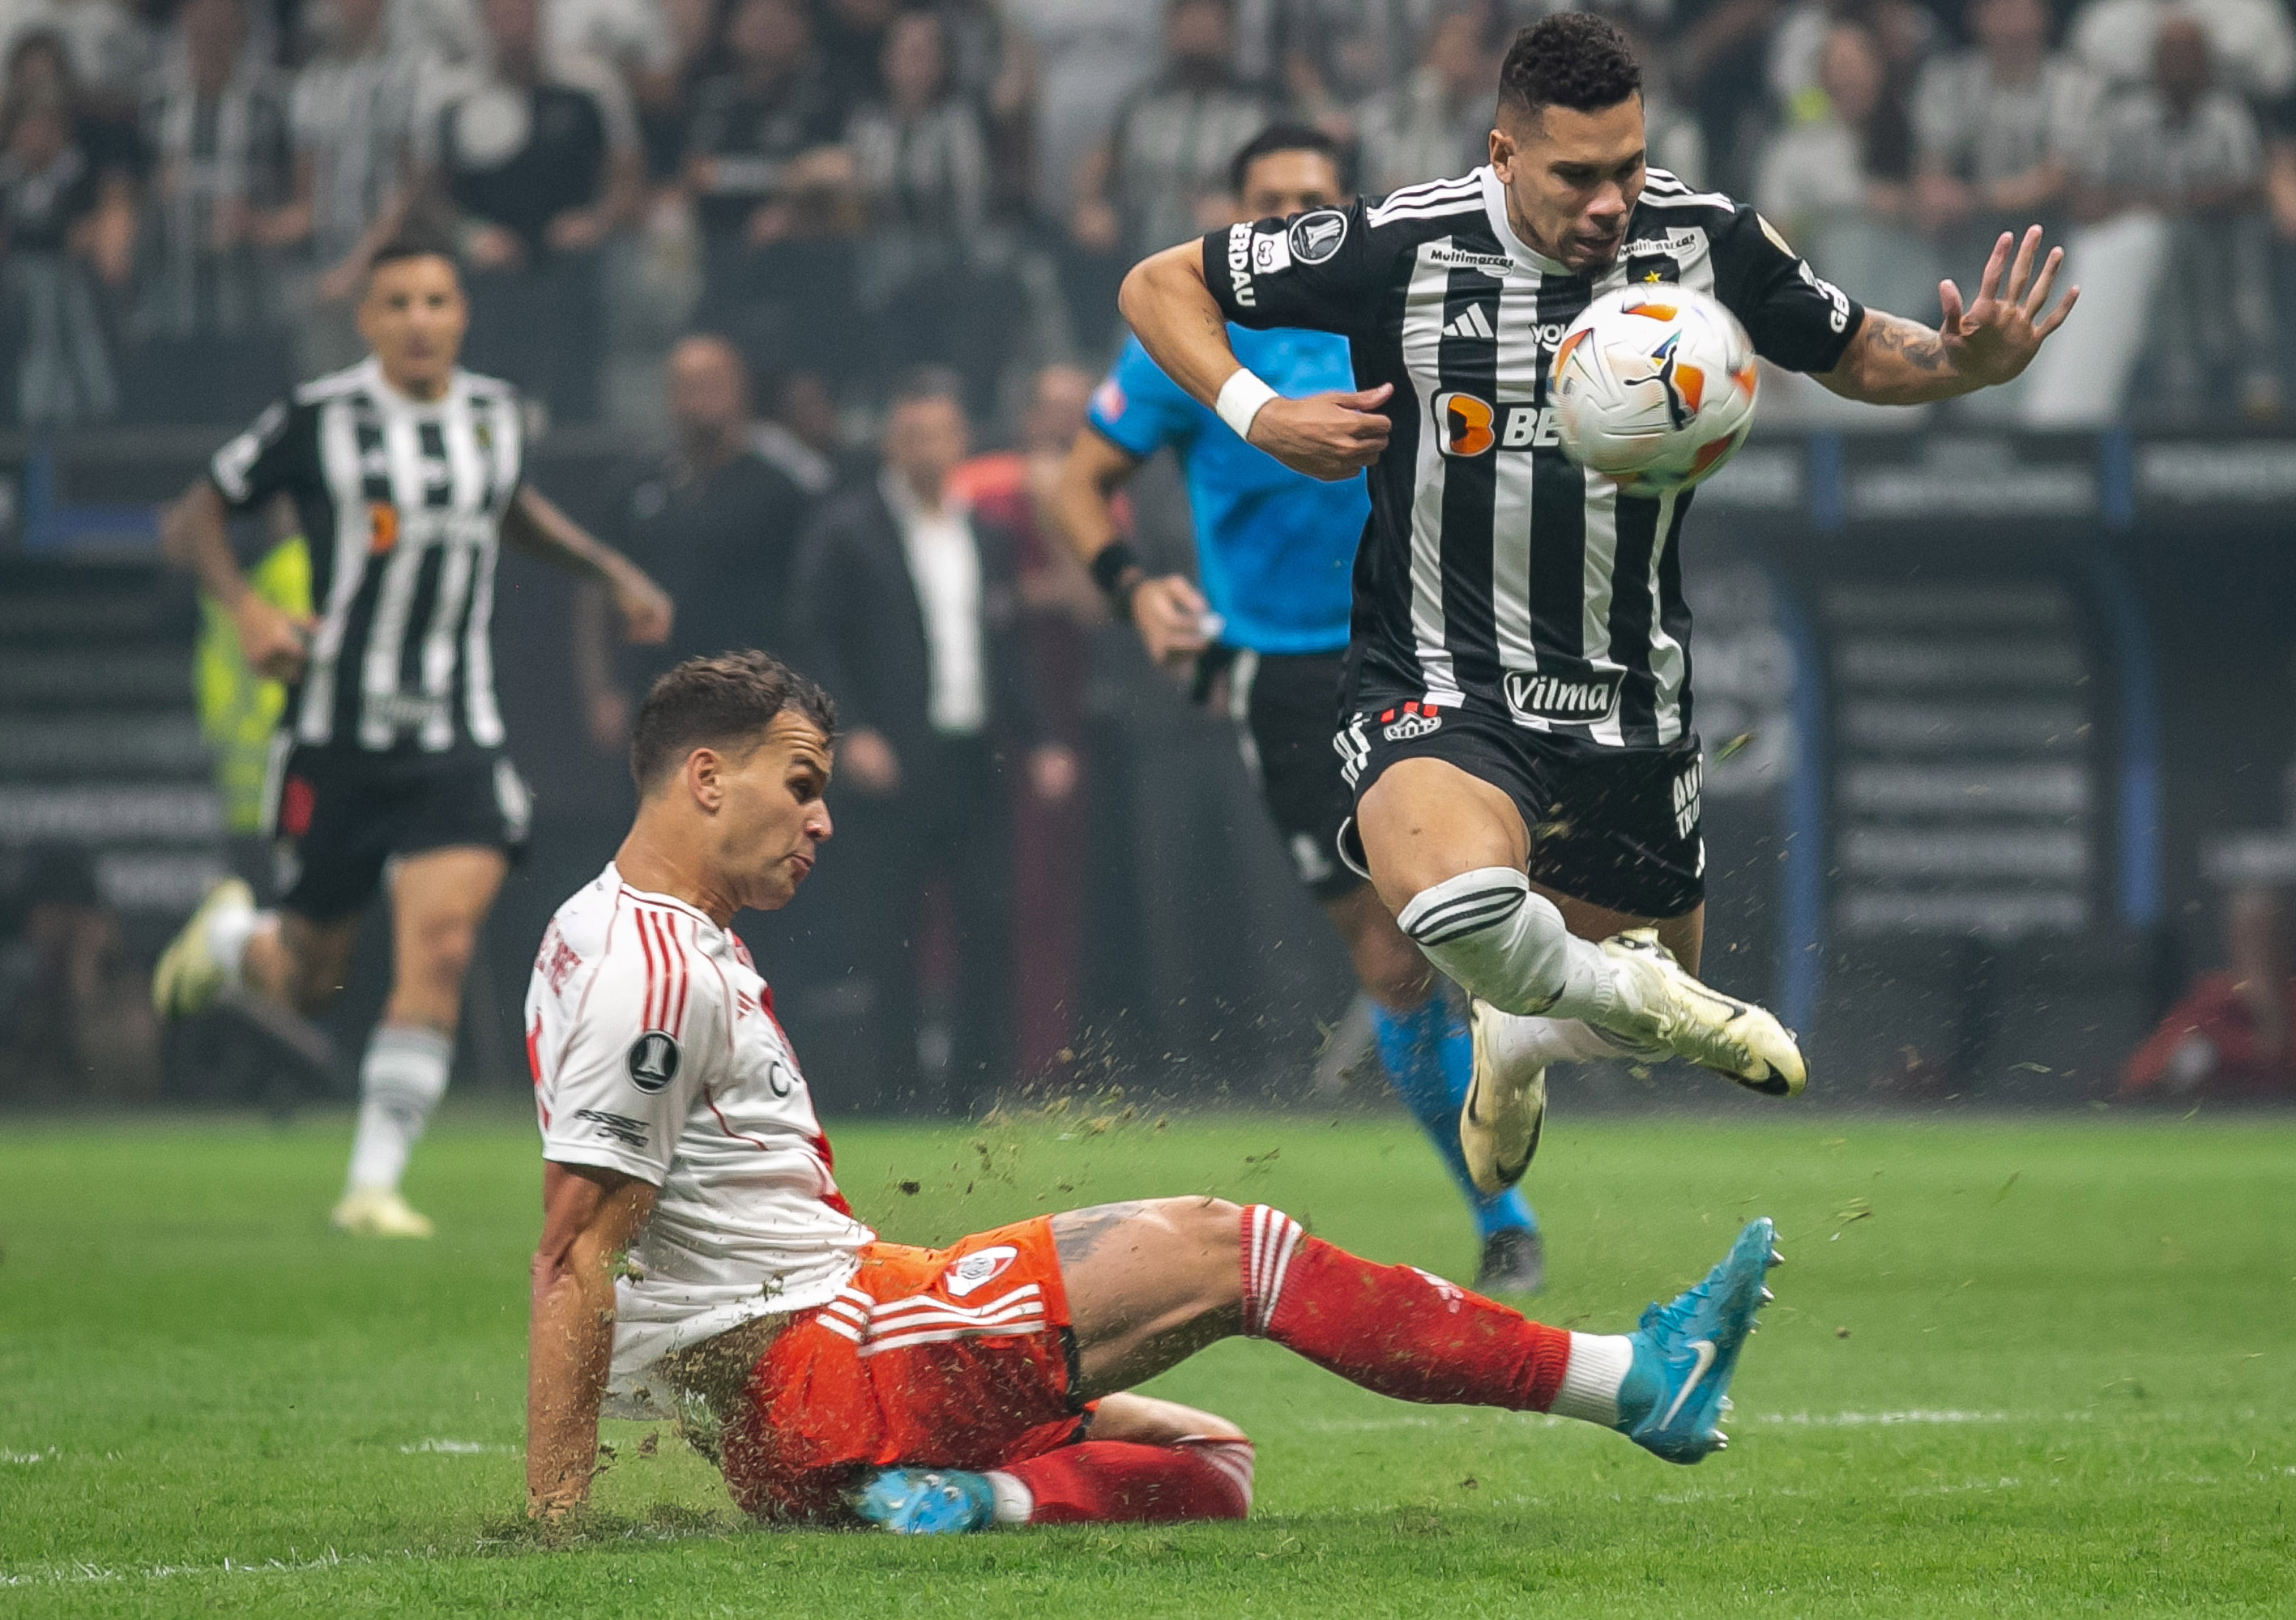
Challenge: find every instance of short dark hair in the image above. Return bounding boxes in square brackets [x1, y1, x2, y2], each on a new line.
[1497, 13, 1641, 122]
[629, 651, 838, 789]
[367, 233, 459, 279]
[1228, 122, 1351, 198]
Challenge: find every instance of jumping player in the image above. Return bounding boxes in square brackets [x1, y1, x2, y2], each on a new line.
[1061, 123, 1546, 1294]
[154, 238, 673, 1238]
[524, 650, 1780, 1530]
[1117, 13, 2075, 1194]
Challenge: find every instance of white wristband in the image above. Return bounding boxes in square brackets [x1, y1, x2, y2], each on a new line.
[1214, 368, 1280, 441]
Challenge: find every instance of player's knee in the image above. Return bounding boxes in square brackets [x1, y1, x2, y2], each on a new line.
[408, 915, 480, 990]
[1155, 1196, 1245, 1309]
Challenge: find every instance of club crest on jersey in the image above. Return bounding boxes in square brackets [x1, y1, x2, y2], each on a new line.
[1288, 208, 1347, 264]
[626, 1030, 681, 1093]
[1504, 668, 1624, 726]
[944, 1244, 1018, 1298]
[1380, 700, 1443, 740]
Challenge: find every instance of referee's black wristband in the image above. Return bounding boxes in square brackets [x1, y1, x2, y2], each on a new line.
[1090, 542, 1148, 620]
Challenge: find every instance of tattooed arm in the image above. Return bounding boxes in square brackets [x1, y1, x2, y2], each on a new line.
[1820, 226, 2079, 406]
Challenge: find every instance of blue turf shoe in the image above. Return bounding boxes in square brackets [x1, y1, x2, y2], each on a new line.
[1622, 1216, 1781, 1464]
[850, 1468, 996, 1534]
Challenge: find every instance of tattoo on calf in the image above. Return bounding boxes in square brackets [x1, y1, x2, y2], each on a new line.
[1052, 1200, 1151, 1266]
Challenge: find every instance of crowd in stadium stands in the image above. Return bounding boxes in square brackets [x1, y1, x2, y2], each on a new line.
[0, 0, 2292, 431]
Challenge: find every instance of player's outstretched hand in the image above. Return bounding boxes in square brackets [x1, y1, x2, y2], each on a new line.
[1248, 385, 1393, 481]
[1935, 225, 2078, 388]
[234, 595, 313, 684]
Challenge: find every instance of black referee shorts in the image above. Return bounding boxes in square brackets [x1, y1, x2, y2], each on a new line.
[263, 742, 533, 923]
[1335, 697, 1705, 920]
[1227, 650, 1364, 905]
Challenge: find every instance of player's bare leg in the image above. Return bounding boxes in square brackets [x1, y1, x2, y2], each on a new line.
[334, 845, 506, 1238]
[1356, 756, 1802, 1194]
[854, 1196, 1778, 1531]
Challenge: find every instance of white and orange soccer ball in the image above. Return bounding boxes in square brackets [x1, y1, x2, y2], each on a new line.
[1548, 285, 1759, 493]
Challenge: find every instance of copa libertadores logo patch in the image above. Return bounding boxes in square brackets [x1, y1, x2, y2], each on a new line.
[1288, 209, 1347, 264]
[626, 1030, 681, 1094]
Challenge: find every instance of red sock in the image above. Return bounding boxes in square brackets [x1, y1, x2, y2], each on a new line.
[992, 1438, 1254, 1524]
[1240, 1204, 1572, 1409]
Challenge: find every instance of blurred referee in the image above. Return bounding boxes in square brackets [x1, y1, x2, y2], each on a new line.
[153, 237, 672, 1238]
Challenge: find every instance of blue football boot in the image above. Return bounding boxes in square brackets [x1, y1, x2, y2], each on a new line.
[1621, 1216, 1780, 1464]
[850, 1467, 996, 1533]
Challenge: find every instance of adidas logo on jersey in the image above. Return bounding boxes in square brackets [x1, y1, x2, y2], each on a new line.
[1442, 305, 1496, 340]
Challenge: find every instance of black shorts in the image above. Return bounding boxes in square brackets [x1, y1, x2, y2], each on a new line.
[1335, 698, 1705, 919]
[263, 742, 532, 923]
[1227, 650, 1362, 903]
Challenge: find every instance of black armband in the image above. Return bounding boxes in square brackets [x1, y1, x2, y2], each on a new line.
[1090, 541, 1148, 620]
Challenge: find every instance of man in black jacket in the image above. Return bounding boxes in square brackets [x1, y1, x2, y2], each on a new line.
[789, 368, 1078, 1111]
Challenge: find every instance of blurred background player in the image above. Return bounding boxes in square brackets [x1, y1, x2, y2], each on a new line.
[151, 239, 673, 1237]
[1060, 122, 1544, 1294]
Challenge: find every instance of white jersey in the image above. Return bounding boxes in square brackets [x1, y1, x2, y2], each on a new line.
[527, 864, 873, 1385]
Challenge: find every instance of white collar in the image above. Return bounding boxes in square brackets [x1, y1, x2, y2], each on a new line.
[880, 466, 966, 527]
[1477, 165, 1573, 277]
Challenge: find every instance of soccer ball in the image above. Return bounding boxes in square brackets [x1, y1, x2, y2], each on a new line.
[1548, 285, 1759, 493]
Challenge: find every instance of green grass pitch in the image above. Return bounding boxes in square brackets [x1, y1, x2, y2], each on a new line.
[3, 1105, 2291, 1616]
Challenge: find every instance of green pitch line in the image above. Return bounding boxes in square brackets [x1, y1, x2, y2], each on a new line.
[1, 1110, 2290, 1617]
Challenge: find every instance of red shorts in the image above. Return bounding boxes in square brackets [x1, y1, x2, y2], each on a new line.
[722, 1216, 1089, 1521]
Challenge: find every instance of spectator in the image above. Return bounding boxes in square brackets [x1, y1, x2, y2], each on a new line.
[1769, 0, 1939, 114]
[275, 0, 429, 377]
[2068, 0, 2294, 102]
[682, 0, 855, 382]
[750, 364, 844, 496]
[579, 333, 812, 752]
[0, 0, 147, 109]
[1073, 0, 1274, 263]
[818, 0, 899, 106]
[946, 362, 1103, 1083]
[1002, 0, 1161, 220]
[787, 367, 1076, 1113]
[417, 0, 642, 422]
[1234, 0, 1420, 126]
[0, 75, 117, 422]
[847, 8, 992, 397]
[126, 0, 295, 424]
[1354, 5, 1491, 198]
[1756, 19, 1940, 315]
[1670, 0, 1786, 194]
[2069, 16, 2276, 418]
[1913, 0, 2098, 248]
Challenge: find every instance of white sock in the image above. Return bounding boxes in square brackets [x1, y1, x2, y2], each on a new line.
[344, 1025, 451, 1196]
[1395, 868, 1615, 1021]
[984, 1469, 1033, 1524]
[1548, 1332, 1637, 1427]
[1483, 1010, 1656, 1069]
[205, 900, 267, 983]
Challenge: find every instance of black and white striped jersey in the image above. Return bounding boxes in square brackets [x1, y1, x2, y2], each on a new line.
[1201, 164, 1864, 749]
[208, 357, 525, 755]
